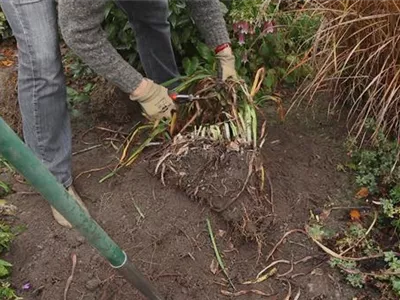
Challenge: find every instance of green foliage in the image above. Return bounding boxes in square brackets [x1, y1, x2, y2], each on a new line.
[0, 9, 12, 41]
[63, 52, 94, 79]
[169, 0, 201, 59]
[307, 224, 327, 241]
[0, 157, 13, 173]
[0, 224, 14, 254]
[0, 181, 11, 198]
[62, 50, 97, 117]
[329, 258, 365, 288]
[340, 122, 400, 296]
[0, 260, 12, 278]
[101, 0, 318, 91]
[346, 273, 366, 289]
[66, 84, 94, 118]
[0, 157, 13, 197]
[336, 223, 379, 256]
[0, 282, 21, 300]
[349, 120, 399, 192]
[0, 157, 13, 199]
[229, 0, 319, 89]
[385, 252, 400, 296]
[0, 223, 17, 298]
[103, 2, 139, 66]
[348, 120, 400, 229]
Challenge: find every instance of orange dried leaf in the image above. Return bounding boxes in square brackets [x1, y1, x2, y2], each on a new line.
[350, 209, 361, 222]
[356, 187, 369, 199]
[0, 59, 14, 67]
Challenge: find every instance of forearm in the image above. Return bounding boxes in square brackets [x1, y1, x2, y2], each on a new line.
[58, 0, 143, 93]
[186, 0, 231, 48]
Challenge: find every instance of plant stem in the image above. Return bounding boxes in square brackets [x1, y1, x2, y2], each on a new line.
[206, 218, 235, 290]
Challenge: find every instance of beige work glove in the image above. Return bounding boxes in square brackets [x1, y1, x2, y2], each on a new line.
[216, 47, 238, 81]
[130, 79, 176, 120]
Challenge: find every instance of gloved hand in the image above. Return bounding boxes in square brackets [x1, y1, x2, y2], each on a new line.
[130, 79, 176, 120]
[216, 46, 238, 81]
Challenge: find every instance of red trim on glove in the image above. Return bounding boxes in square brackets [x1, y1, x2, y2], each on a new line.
[215, 43, 231, 54]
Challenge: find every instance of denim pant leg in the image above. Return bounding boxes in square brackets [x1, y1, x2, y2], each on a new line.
[0, 0, 72, 187]
[117, 0, 180, 87]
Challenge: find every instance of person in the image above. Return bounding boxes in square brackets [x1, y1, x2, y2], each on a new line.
[0, 0, 236, 228]
[57, 0, 237, 121]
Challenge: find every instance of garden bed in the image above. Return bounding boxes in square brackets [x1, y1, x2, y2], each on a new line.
[1, 90, 377, 299]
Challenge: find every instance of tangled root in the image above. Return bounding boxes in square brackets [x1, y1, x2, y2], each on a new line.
[152, 134, 275, 245]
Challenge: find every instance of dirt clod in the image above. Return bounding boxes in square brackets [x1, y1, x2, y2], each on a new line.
[85, 278, 101, 291]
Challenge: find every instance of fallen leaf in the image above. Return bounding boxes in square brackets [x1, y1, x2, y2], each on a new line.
[210, 258, 219, 275]
[0, 59, 14, 67]
[356, 187, 369, 199]
[217, 229, 226, 238]
[350, 209, 361, 222]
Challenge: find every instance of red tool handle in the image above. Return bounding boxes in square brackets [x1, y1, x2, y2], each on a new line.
[169, 92, 178, 102]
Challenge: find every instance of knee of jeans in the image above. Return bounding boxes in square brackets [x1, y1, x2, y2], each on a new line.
[33, 48, 62, 77]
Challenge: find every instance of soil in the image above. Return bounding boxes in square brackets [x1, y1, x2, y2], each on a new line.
[1, 66, 382, 299]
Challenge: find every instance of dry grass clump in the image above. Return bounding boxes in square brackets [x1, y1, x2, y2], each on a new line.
[298, 0, 400, 140]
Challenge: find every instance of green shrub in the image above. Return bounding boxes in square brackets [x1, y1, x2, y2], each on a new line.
[0, 9, 12, 41]
[0, 282, 21, 300]
[102, 0, 318, 91]
[228, 0, 319, 88]
[103, 2, 139, 66]
[0, 223, 18, 299]
[348, 120, 400, 229]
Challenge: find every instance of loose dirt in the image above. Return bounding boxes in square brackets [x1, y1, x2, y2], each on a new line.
[1, 72, 381, 299]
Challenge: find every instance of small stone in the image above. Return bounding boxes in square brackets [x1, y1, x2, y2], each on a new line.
[76, 236, 85, 245]
[85, 278, 101, 291]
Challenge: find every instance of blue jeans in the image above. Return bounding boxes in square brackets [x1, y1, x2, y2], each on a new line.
[0, 0, 179, 186]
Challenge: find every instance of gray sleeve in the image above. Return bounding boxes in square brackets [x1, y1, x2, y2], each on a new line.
[58, 0, 143, 94]
[186, 0, 231, 48]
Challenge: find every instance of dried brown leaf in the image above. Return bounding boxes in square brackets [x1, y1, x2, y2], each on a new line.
[210, 258, 219, 275]
[356, 187, 369, 199]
